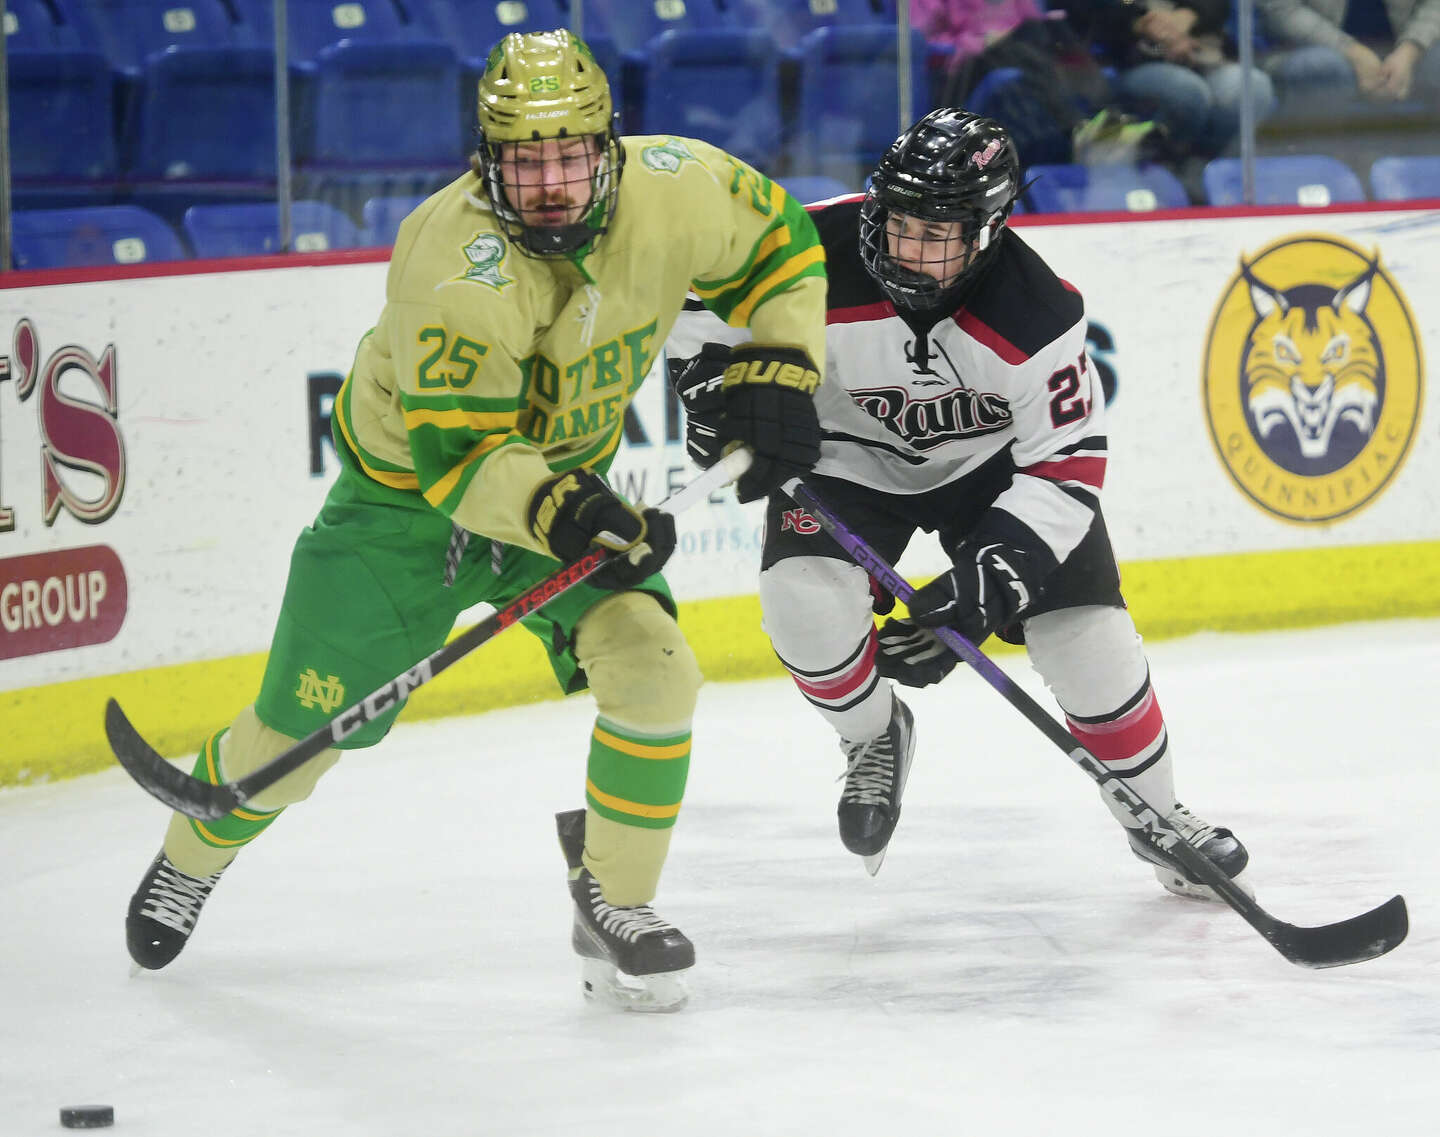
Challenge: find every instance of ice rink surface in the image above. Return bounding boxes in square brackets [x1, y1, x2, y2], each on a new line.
[3, 619, 1437, 1136]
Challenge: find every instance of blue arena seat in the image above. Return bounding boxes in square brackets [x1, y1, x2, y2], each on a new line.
[307, 40, 464, 167]
[581, 0, 728, 58]
[5, 0, 71, 51]
[727, 0, 897, 51]
[580, 34, 624, 101]
[635, 28, 783, 171]
[749, 0, 900, 23]
[55, 0, 240, 76]
[359, 193, 431, 245]
[229, 0, 411, 65]
[405, 0, 571, 67]
[1368, 155, 1440, 201]
[12, 205, 188, 269]
[128, 46, 283, 181]
[7, 50, 119, 182]
[1202, 155, 1365, 207]
[1025, 163, 1190, 213]
[793, 25, 931, 183]
[183, 200, 362, 256]
[27, 0, 108, 55]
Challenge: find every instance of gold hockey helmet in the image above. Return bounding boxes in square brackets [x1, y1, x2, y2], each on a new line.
[477, 28, 613, 141]
[474, 29, 624, 257]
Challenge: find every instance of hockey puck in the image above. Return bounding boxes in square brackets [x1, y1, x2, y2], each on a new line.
[60, 1105, 114, 1128]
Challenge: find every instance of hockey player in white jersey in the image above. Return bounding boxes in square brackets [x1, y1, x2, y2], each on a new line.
[670, 108, 1250, 894]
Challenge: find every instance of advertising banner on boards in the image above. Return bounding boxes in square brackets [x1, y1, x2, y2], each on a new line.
[2, 207, 1436, 697]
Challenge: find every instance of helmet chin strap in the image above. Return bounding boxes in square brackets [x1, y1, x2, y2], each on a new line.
[975, 218, 995, 253]
[516, 221, 593, 256]
[879, 232, 978, 304]
[879, 266, 946, 309]
[883, 239, 1000, 320]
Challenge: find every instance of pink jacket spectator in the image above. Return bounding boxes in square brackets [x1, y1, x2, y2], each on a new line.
[911, 0, 1048, 60]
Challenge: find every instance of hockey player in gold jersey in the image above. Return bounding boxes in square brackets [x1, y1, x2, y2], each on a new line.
[125, 29, 827, 1011]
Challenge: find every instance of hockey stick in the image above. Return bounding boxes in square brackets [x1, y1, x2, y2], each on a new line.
[104, 448, 753, 822]
[781, 476, 1408, 969]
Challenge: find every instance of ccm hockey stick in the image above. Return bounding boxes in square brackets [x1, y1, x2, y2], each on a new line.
[105, 448, 753, 821]
[781, 477, 1408, 970]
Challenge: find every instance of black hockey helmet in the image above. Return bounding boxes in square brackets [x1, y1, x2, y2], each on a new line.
[859, 109, 1021, 308]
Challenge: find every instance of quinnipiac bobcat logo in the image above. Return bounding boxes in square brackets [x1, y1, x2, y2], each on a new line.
[1202, 234, 1423, 523]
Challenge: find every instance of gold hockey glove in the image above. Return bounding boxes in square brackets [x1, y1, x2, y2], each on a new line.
[527, 469, 676, 590]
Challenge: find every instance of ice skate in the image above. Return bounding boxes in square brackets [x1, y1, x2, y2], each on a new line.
[568, 869, 694, 1012]
[556, 810, 693, 1012]
[1127, 803, 1252, 901]
[836, 694, 915, 875]
[126, 850, 227, 971]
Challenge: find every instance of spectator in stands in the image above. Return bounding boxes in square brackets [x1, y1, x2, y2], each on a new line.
[1068, 0, 1278, 157]
[914, 0, 1048, 58]
[917, 0, 1153, 166]
[1258, 0, 1440, 111]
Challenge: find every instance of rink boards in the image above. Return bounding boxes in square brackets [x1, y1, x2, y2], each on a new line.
[2, 203, 1437, 785]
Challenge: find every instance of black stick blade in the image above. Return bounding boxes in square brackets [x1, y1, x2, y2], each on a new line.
[104, 699, 240, 820]
[1268, 894, 1409, 969]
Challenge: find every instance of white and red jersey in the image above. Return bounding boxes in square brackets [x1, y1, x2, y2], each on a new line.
[670, 195, 1108, 569]
[675, 197, 1184, 829]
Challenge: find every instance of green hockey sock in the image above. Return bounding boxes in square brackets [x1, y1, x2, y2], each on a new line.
[584, 716, 691, 831]
[184, 728, 285, 851]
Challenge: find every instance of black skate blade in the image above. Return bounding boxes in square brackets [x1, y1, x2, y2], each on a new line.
[105, 700, 241, 820]
[1265, 893, 1409, 969]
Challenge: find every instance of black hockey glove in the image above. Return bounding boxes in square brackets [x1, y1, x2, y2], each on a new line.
[906, 538, 1043, 644]
[527, 469, 676, 591]
[874, 618, 958, 688]
[667, 341, 731, 470]
[719, 344, 822, 503]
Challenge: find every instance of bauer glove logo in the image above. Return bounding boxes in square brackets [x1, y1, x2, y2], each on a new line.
[722, 357, 820, 395]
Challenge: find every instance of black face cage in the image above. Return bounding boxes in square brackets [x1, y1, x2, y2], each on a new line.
[858, 190, 1013, 308]
[477, 127, 626, 258]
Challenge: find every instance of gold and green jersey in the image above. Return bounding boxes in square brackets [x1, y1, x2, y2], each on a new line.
[334, 135, 827, 555]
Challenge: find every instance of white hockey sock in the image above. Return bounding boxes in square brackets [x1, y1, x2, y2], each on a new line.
[761, 555, 894, 741]
[1024, 605, 1177, 826]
